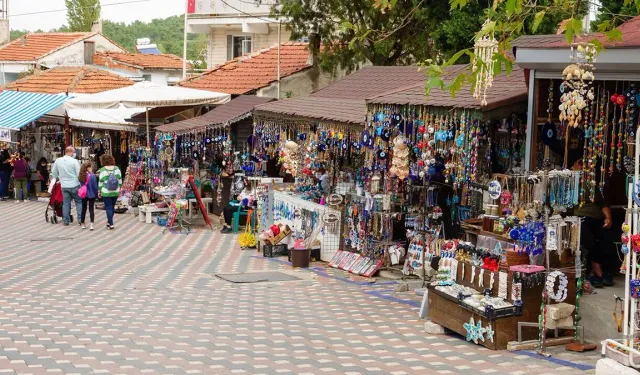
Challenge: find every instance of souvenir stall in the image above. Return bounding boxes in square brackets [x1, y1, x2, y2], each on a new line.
[153, 96, 274, 220]
[325, 60, 594, 351]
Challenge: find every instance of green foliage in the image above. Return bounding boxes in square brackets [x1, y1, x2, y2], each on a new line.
[65, 0, 101, 32]
[278, 0, 449, 71]
[102, 16, 208, 68]
[592, 0, 640, 31]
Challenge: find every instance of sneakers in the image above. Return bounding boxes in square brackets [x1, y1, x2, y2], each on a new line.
[81, 223, 86, 229]
[221, 226, 232, 234]
[602, 274, 614, 287]
[588, 275, 604, 288]
[90, 223, 94, 231]
[106, 224, 114, 230]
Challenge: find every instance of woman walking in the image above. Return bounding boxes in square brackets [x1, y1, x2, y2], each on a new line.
[36, 157, 49, 193]
[12, 152, 29, 202]
[97, 155, 122, 230]
[78, 162, 98, 230]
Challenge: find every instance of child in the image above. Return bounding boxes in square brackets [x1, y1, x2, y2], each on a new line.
[78, 162, 99, 230]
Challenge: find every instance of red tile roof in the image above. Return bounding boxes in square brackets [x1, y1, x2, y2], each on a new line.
[367, 65, 528, 111]
[94, 52, 190, 70]
[514, 15, 640, 49]
[4, 66, 135, 94]
[0, 32, 98, 62]
[180, 42, 312, 95]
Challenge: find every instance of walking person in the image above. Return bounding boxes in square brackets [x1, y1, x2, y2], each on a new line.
[51, 146, 82, 226]
[78, 162, 98, 230]
[0, 149, 13, 200]
[36, 157, 49, 193]
[12, 152, 29, 203]
[98, 154, 122, 230]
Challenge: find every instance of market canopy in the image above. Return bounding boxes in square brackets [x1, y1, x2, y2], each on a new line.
[156, 95, 274, 134]
[0, 91, 71, 130]
[63, 81, 231, 110]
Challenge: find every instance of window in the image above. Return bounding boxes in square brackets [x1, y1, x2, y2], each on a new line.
[226, 35, 252, 60]
[83, 41, 95, 64]
[142, 74, 152, 81]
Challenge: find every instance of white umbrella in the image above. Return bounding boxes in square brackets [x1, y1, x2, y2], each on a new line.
[63, 81, 231, 145]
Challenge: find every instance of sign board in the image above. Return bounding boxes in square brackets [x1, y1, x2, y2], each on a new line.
[0, 128, 11, 142]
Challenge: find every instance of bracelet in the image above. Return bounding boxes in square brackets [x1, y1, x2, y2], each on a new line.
[546, 270, 568, 302]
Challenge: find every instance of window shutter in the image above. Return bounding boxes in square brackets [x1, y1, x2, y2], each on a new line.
[226, 35, 232, 61]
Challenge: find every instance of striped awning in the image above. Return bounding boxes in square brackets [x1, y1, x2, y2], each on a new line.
[0, 91, 71, 130]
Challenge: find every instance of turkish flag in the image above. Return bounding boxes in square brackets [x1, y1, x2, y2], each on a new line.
[187, 0, 196, 14]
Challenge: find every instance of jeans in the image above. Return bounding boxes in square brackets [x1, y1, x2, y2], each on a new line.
[103, 197, 117, 226]
[0, 170, 8, 197]
[62, 186, 82, 224]
[81, 198, 95, 224]
[13, 178, 27, 201]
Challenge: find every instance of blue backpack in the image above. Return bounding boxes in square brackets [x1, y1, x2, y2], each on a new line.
[106, 170, 118, 191]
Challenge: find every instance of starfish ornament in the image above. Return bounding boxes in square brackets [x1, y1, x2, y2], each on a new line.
[463, 317, 477, 342]
[475, 319, 487, 344]
[485, 323, 495, 343]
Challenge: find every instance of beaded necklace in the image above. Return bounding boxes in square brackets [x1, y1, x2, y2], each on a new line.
[600, 91, 610, 192]
[617, 86, 626, 171]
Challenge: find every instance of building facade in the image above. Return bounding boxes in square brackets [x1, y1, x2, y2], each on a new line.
[186, 0, 292, 68]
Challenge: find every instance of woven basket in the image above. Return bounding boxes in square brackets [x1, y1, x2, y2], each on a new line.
[506, 249, 530, 266]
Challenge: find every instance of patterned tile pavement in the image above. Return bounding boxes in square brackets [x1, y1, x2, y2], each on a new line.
[0, 201, 600, 374]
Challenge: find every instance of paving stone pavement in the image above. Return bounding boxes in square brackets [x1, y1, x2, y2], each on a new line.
[0, 201, 599, 374]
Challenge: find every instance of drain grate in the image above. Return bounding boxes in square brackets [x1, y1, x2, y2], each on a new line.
[214, 272, 301, 283]
[30, 237, 74, 242]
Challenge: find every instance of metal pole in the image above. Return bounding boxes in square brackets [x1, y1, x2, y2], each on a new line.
[277, 21, 281, 99]
[182, 0, 188, 80]
[524, 70, 535, 170]
[145, 107, 150, 148]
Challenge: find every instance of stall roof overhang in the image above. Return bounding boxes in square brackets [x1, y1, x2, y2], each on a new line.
[253, 97, 366, 125]
[63, 81, 231, 110]
[367, 65, 528, 112]
[157, 95, 275, 133]
[0, 91, 71, 130]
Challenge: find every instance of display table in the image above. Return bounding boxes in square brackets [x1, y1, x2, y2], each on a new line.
[272, 191, 341, 262]
[139, 204, 170, 224]
[187, 198, 213, 219]
[427, 260, 576, 350]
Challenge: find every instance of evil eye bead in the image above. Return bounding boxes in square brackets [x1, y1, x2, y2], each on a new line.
[622, 244, 630, 255]
[428, 126, 435, 134]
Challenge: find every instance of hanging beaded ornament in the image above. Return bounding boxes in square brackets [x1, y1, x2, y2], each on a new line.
[472, 22, 498, 106]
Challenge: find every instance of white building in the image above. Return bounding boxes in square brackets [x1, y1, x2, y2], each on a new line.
[93, 52, 191, 86]
[0, 32, 125, 84]
[186, 0, 292, 68]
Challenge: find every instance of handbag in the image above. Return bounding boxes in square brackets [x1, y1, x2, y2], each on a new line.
[78, 174, 89, 199]
[238, 210, 257, 249]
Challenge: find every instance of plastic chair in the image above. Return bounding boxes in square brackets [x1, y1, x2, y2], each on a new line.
[232, 204, 255, 233]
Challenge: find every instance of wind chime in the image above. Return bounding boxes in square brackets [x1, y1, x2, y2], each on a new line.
[472, 20, 499, 106]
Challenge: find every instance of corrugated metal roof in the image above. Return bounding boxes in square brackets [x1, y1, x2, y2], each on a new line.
[367, 65, 528, 111]
[254, 97, 365, 124]
[156, 95, 274, 133]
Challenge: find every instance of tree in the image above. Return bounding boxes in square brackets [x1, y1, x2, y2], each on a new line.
[373, 0, 640, 97]
[592, 0, 640, 31]
[277, 0, 451, 72]
[65, 0, 101, 32]
[431, 0, 581, 62]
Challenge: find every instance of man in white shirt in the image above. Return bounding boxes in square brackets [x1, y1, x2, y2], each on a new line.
[317, 167, 330, 195]
[51, 146, 81, 226]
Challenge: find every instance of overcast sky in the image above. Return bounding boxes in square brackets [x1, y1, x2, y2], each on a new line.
[9, 0, 184, 31]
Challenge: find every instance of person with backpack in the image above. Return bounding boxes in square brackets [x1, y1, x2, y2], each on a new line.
[12, 151, 29, 202]
[78, 162, 98, 230]
[98, 154, 122, 230]
[51, 146, 82, 225]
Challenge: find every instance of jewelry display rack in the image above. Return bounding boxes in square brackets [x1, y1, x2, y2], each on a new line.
[601, 130, 640, 368]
